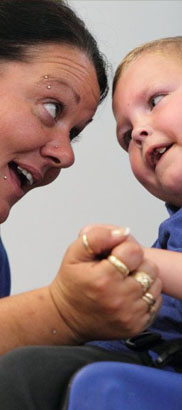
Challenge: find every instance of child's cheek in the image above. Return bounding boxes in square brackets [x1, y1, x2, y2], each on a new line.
[130, 153, 145, 183]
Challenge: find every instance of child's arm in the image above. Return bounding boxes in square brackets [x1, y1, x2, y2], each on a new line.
[144, 248, 182, 299]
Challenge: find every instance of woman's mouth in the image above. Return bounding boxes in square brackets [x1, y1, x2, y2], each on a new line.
[9, 161, 34, 189]
[17, 165, 34, 186]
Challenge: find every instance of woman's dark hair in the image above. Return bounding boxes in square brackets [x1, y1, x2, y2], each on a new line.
[0, 0, 108, 103]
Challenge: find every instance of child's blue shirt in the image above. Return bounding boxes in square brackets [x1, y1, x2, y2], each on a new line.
[87, 205, 182, 356]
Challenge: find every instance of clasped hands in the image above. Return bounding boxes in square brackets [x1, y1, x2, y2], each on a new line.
[50, 225, 162, 344]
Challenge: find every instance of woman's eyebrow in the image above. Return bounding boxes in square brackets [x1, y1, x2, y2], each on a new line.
[37, 77, 81, 103]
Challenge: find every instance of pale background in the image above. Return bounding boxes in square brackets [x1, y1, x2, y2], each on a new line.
[2, 1, 181, 294]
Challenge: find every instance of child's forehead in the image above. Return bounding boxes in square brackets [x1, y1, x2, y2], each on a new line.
[117, 51, 181, 88]
[120, 45, 180, 74]
[113, 50, 182, 119]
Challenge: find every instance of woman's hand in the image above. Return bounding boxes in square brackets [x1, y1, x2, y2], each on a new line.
[50, 225, 162, 344]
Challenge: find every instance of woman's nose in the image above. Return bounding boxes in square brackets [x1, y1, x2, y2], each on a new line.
[40, 138, 75, 168]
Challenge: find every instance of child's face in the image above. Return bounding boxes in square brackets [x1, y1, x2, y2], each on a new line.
[113, 52, 182, 207]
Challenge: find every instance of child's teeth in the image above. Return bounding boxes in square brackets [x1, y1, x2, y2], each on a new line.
[155, 147, 167, 154]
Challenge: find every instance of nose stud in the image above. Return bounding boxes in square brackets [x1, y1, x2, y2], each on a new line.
[3, 175, 7, 180]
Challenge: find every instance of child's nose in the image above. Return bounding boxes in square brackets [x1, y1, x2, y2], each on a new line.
[132, 126, 152, 146]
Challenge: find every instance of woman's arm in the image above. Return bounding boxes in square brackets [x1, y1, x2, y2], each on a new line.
[0, 226, 161, 355]
[0, 286, 76, 354]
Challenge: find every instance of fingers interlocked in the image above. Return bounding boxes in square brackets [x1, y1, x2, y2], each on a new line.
[82, 232, 159, 322]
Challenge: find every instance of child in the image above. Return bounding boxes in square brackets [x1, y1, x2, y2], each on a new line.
[59, 40, 182, 405]
[82, 38, 182, 376]
[113, 36, 182, 301]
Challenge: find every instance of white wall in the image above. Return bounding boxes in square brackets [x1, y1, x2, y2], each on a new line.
[2, 0, 182, 294]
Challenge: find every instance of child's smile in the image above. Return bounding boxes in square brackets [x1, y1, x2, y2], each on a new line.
[147, 143, 173, 169]
[113, 52, 182, 207]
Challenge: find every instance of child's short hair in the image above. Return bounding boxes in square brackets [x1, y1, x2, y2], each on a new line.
[113, 36, 182, 95]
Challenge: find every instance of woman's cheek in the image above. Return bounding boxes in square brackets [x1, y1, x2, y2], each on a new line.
[40, 168, 61, 187]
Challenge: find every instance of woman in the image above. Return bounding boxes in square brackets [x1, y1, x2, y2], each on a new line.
[0, 0, 161, 408]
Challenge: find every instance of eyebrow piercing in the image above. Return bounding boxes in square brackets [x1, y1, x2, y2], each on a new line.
[43, 75, 51, 88]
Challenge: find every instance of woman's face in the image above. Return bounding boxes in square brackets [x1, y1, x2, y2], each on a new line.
[0, 44, 100, 222]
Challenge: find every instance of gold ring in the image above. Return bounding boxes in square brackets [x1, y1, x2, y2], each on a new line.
[142, 292, 156, 307]
[82, 234, 94, 255]
[132, 271, 153, 293]
[107, 255, 130, 277]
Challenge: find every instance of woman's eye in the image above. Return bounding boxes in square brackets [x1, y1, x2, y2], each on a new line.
[150, 94, 164, 108]
[123, 129, 132, 151]
[44, 102, 61, 119]
[70, 128, 81, 142]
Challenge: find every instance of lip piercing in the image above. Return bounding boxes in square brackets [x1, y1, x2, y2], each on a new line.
[54, 145, 59, 148]
[3, 176, 7, 180]
[47, 85, 51, 89]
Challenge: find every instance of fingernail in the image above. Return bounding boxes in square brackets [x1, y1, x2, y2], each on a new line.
[111, 227, 130, 237]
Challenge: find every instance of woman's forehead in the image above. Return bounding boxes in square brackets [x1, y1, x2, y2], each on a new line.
[27, 43, 99, 96]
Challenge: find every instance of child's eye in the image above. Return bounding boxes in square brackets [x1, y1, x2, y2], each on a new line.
[44, 102, 62, 119]
[123, 129, 132, 151]
[150, 94, 164, 108]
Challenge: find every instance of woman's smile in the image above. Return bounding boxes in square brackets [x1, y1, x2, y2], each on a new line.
[0, 43, 100, 222]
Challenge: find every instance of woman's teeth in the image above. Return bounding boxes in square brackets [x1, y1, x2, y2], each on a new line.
[17, 166, 34, 185]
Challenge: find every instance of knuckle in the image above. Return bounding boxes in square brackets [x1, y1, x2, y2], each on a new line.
[115, 242, 143, 270]
[130, 242, 143, 262]
[127, 241, 143, 258]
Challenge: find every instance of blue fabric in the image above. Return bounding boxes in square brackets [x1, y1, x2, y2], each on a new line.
[67, 362, 182, 410]
[88, 204, 182, 368]
[0, 236, 11, 297]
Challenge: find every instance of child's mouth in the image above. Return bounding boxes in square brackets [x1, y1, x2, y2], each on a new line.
[150, 144, 173, 168]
